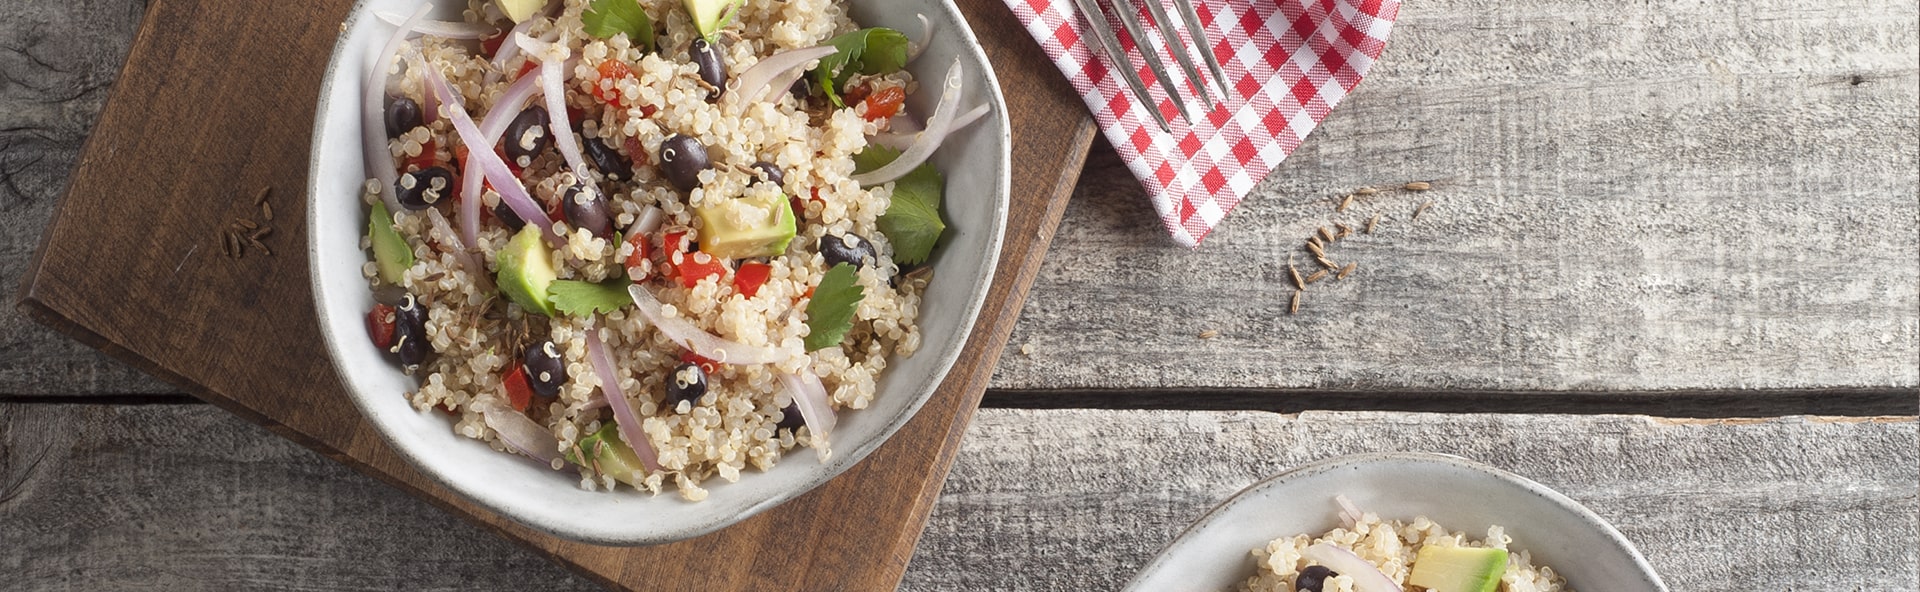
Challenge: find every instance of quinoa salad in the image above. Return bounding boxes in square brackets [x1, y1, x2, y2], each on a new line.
[1240, 497, 1570, 592]
[356, 0, 986, 501]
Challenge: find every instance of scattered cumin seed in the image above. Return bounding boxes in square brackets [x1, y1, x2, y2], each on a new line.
[1307, 242, 1327, 259]
[1199, 329, 1219, 339]
[422, 271, 447, 283]
[262, 201, 274, 221]
[1414, 201, 1434, 221]
[1306, 270, 1328, 284]
[254, 186, 271, 205]
[1336, 223, 1353, 238]
[1355, 186, 1378, 196]
[1405, 181, 1432, 191]
[250, 227, 272, 240]
[221, 234, 235, 258]
[247, 235, 273, 256]
[1290, 290, 1302, 314]
[227, 232, 243, 258]
[1318, 227, 1336, 243]
[1338, 263, 1357, 280]
[235, 218, 258, 230]
[1338, 194, 1354, 212]
[1317, 256, 1338, 270]
[1289, 264, 1306, 290]
[1366, 214, 1381, 234]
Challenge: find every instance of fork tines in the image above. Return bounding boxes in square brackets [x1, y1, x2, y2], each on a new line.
[1067, 0, 1232, 132]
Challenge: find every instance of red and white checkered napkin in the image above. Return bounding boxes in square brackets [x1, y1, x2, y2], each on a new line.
[1003, 0, 1400, 247]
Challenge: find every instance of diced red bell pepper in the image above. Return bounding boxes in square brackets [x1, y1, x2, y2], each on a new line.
[516, 60, 539, 80]
[624, 232, 653, 281]
[674, 250, 728, 289]
[503, 365, 534, 412]
[366, 303, 397, 350]
[734, 262, 772, 299]
[841, 82, 872, 106]
[481, 30, 507, 59]
[679, 351, 721, 375]
[593, 60, 634, 108]
[403, 138, 438, 172]
[862, 86, 906, 121]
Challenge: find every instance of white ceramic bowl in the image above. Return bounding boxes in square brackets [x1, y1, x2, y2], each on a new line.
[308, 0, 1009, 545]
[1123, 452, 1668, 592]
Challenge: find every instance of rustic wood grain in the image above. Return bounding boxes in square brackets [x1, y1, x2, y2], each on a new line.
[0, 0, 168, 396]
[3, 404, 1912, 591]
[12, 0, 1093, 590]
[993, 0, 1920, 392]
[7, 0, 1918, 401]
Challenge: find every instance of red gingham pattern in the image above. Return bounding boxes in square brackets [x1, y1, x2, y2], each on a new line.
[1005, 0, 1400, 247]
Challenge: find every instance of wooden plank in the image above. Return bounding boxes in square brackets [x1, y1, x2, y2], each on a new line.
[6, 0, 1916, 399]
[3, 404, 1912, 590]
[993, 0, 1920, 392]
[13, 0, 1093, 590]
[0, 0, 168, 396]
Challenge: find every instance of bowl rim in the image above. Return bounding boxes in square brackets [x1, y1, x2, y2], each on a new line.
[1121, 451, 1670, 591]
[306, 0, 1012, 545]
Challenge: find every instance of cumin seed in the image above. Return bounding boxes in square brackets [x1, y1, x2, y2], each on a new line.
[262, 201, 274, 221]
[1366, 214, 1380, 234]
[1405, 181, 1432, 191]
[1338, 194, 1354, 212]
[1199, 329, 1219, 339]
[255, 186, 272, 205]
[1290, 291, 1301, 314]
[1355, 187, 1378, 196]
[1306, 270, 1328, 284]
[1289, 264, 1306, 291]
[1338, 263, 1356, 280]
[1336, 223, 1353, 238]
[1414, 201, 1434, 221]
[1317, 256, 1338, 270]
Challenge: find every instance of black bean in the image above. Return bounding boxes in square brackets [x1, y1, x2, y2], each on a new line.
[1294, 566, 1337, 592]
[657, 134, 710, 193]
[393, 293, 430, 369]
[385, 96, 422, 139]
[395, 166, 455, 210]
[562, 182, 613, 239]
[494, 199, 526, 232]
[665, 362, 708, 408]
[775, 402, 804, 432]
[751, 161, 784, 188]
[503, 107, 551, 167]
[819, 233, 878, 269]
[583, 136, 632, 182]
[789, 76, 812, 101]
[690, 38, 726, 99]
[523, 340, 567, 397]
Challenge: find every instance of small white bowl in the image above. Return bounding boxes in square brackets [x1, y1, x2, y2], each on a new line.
[1123, 452, 1668, 592]
[307, 0, 1009, 545]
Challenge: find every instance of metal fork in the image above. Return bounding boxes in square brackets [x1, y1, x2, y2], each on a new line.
[1066, 0, 1231, 132]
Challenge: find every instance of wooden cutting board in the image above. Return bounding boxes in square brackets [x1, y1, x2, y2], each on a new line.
[15, 0, 1094, 589]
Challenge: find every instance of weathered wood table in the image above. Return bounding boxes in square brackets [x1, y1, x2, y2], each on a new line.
[3, 0, 1915, 590]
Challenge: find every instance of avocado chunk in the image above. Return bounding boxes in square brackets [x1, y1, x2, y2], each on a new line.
[496, 226, 559, 316]
[693, 188, 796, 260]
[368, 202, 414, 284]
[566, 423, 647, 487]
[495, 0, 544, 23]
[1408, 545, 1509, 592]
[683, 0, 744, 39]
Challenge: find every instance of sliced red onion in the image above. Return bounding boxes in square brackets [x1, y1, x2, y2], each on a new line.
[420, 62, 565, 247]
[459, 64, 549, 251]
[629, 205, 665, 236]
[853, 58, 976, 186]
[376, 12, 497, 39]
[1303, 543, 1403, 592]
[735, 46, 838, 105]
[1335, 494, 1365, 529]
[486, 17, 541, 84]
[363, 4, 431, 215]
[584, 322, 661, 472]
[907, 14, 933, 63]
[777, 370, 836, 441]
[482, 407, 564, 467]
[626, 285, 790, 365]
[872, 103, 985, 152]
[514, 33, 590, 179]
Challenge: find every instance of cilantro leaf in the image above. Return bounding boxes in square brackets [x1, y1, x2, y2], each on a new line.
[548, 277, 634, 317]
[583, 0, 655, 51]
[810, 27, 910, 107]
[803, 264, 866, 351]
[856, 145, 946, 265]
